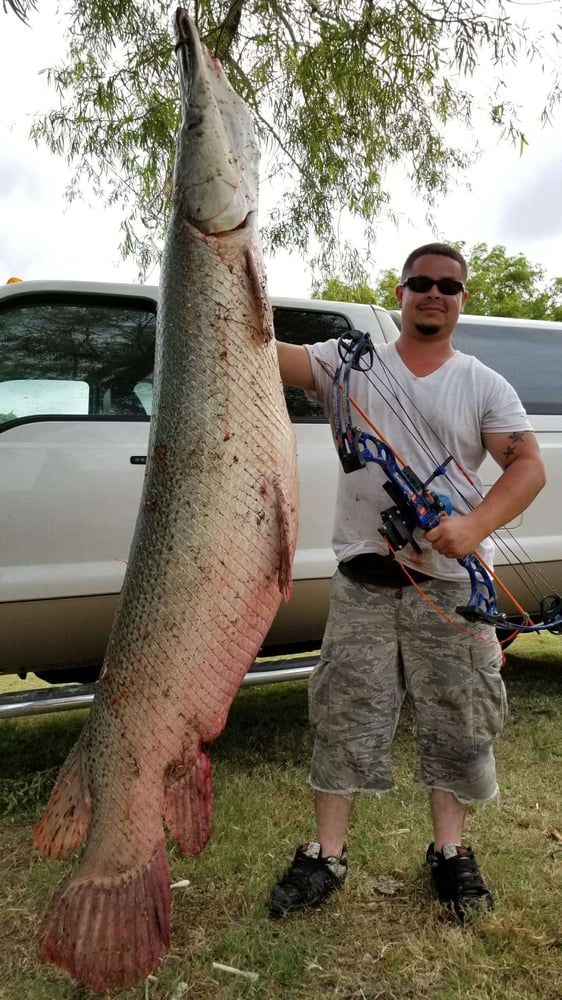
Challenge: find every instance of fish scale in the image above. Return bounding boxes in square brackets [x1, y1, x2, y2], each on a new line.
[33, 7, 298, 991]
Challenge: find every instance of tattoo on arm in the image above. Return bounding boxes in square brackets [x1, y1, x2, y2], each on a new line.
[502, 431, 526, 467]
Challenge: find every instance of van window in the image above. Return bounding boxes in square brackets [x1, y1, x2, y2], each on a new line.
[0, 379, 89, 421]
[273, 306, 352, 421]
[0, 297, 155, 422]
[453, 321, 562, 414]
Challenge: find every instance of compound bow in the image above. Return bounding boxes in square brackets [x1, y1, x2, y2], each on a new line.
[330, 330, 562, 636]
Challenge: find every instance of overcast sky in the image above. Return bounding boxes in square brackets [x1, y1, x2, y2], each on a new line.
[1, 4, 562, 296]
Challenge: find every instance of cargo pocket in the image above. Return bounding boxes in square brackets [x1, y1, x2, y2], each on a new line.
[308, 652, 334, 739]
[470, 643, 507, 748]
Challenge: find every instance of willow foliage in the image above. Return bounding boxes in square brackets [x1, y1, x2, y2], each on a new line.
[3, 0, 37, 21]
[23, 0, 562, 276]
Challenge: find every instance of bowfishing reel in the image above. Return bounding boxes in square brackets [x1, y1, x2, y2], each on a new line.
[379, 467, 452, 554]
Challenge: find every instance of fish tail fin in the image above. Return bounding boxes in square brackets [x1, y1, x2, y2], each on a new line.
[164, 744, 213, 855]
[34, 740, 92, 859]
[39, 839, 171, 991]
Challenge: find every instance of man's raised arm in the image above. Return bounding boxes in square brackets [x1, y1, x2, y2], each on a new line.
[276, 342, 315, 391]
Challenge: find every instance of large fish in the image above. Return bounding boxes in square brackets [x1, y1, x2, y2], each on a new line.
[33, 7, 298, 991]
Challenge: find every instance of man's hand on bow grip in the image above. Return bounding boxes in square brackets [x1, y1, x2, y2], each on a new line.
[424, 513, 484, 559]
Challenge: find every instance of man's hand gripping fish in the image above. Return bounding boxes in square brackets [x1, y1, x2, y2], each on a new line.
[33, 7, 298, 991]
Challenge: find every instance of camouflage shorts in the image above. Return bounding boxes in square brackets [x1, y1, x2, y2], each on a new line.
[308, 570, 507, 804]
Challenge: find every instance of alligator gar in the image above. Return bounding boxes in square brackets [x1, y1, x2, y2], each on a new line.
[33, 8, 298, 991]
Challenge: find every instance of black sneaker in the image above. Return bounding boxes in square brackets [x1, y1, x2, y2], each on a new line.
[426, 842, 494, 920]
[268, 841, 348, 918]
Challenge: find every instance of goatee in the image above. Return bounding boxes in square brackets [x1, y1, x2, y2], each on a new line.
[415, 323, 440, 336]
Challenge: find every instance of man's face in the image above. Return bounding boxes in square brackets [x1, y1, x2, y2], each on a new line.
[395, 254, 468, 341]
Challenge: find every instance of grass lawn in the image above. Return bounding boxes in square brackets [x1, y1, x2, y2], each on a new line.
[0, 634, 561, 999]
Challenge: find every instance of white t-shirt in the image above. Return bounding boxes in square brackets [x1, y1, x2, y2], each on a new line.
[305, 339, 532, 582]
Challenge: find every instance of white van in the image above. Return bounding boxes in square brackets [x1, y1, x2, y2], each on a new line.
[0, 283, 560, 713]
[0, 281, 399, 704]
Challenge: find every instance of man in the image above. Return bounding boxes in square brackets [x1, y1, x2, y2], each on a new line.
[269, 242, 545, 921]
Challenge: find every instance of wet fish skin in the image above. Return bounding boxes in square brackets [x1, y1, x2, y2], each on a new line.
[33, 8, 298, 991]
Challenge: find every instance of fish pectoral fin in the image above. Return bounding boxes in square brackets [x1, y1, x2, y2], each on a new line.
[39, 840, 171, 992]
[245, 246, 274, 342]
[33, 739, 92, 859]
[272, 474, 298, 602]
[163, 744, 213, 856]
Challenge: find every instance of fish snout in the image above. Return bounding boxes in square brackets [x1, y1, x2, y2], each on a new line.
[172, 7, 260, 236]
[174, 8, 199, 97]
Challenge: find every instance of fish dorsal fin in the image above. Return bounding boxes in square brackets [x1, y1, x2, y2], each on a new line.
[33, 739, 92, 859]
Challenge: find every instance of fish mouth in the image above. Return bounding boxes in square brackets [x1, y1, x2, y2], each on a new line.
[183, 209, 255, 240]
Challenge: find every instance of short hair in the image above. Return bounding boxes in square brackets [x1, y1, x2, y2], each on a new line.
[401, 243, 468, 283]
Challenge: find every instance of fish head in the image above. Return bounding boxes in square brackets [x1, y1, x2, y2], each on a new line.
[173, 7, 259, 235]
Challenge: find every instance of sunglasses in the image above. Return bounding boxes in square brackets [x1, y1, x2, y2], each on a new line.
[400, 275, 465, 295]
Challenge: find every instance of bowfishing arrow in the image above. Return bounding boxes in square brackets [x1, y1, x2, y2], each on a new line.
[330, 330, 562, 637]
